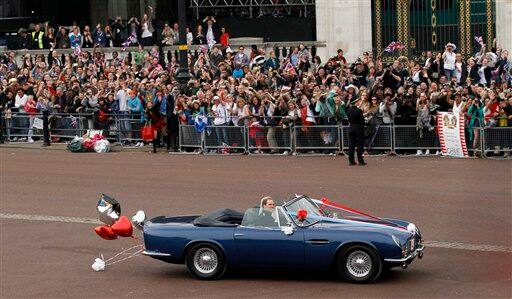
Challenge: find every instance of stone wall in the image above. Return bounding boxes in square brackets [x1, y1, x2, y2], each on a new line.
[496, 0, 512, 52]
[315, 0, 372, 63]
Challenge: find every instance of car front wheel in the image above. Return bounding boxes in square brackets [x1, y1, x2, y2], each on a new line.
[338, 245, 382, 283]
[186, 243, 227, 280]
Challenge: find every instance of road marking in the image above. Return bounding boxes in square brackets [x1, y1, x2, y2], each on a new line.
[0, 213, 101, 224]
[423, 240, 511, 253]
[1, 213, 511, 253]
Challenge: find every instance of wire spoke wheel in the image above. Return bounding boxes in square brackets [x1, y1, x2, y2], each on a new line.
[193, 248, 218, 274]
[345, 251, 372, 278]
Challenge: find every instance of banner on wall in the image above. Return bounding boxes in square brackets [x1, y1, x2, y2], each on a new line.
[437, 112, 469, 158]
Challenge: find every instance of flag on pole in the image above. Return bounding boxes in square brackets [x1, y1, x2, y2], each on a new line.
[384, 41, 405, 53]
[122, 34, 138, 51]
[73, 45, 82, 56]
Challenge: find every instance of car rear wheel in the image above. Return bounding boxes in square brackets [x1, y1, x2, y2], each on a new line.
[186, 243, 226, 280]
[338, 245, 382, 283]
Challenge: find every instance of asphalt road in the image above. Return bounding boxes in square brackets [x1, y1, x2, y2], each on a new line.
[1, 149, 511, 298]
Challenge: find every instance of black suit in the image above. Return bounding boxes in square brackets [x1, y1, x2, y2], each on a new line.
[346, 106, 366, 164]
[166, 94, 179, 151]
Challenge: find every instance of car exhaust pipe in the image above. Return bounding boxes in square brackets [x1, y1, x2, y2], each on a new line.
[401, 263, 408, 269]
[418, 252, 423, 259]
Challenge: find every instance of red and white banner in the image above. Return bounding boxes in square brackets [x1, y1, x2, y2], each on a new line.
[437, 112, 468, 158]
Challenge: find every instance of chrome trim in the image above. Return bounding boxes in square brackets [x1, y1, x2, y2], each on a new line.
[306, 240, 330, 245]
[384, 244, 424, 263]
[142, 250, 171, 257]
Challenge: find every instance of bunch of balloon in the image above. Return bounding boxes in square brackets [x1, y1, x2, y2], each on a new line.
[93, 194, 145, 240]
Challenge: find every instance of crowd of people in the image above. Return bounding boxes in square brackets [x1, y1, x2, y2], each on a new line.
[1, 17, 512, 157]
[9, 11, 230, 50]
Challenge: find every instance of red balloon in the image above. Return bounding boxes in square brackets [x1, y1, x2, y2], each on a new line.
[94, 225, 118, 240]
[111, 216, 133, 237]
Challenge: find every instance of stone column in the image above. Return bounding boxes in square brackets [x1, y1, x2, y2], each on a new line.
[315, 0, 372, 63]
[495, 0, 512, 52]
[90, 0, 109, 25]
[108, 0, 129, 19]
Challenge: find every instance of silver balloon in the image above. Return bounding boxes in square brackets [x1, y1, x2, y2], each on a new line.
[98, 207, 120, 225]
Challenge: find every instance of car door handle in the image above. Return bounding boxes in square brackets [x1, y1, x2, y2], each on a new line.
[306, 239, 330, 245]
[234, 233, 245, 237]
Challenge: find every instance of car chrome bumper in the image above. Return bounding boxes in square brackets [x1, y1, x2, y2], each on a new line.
[142, 250, 171, 257]
[384, 244, 425, 263]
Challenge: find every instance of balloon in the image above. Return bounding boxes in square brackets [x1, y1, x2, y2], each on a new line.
[97, 194, 121, 215]
[98, 208, 119, 225]
[111, 216, 133, 237]
[91, 257, 105, 271]
[131, 210, 146, 231]
[93, 139, 110, 153]
[94, 225, 118, 240]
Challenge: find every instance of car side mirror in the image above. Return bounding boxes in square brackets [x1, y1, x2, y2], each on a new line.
[281, 226, 294, 236]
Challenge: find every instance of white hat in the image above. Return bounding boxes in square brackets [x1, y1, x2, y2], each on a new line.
[344, 84, 359, 94]
[445, 43, 457, 50]
[213, 95, 220, 101]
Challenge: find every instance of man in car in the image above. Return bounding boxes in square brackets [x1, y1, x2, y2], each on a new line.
[255, 196, 277, 227]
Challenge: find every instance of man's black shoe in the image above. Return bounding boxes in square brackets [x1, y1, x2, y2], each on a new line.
[358, 162, 367, 166]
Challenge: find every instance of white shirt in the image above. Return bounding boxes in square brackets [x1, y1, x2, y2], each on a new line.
[142, 23, 152, 38]
[212, 103, 228, 125]
[443, 51, 456, 70]
[453, 101, 465, 115]
[15, 94, 28, 110]
[116, 89, 128, 112]
[478, 66, 487, 85]
[454, 62, 463, 83]
[186, 32, 193, 45]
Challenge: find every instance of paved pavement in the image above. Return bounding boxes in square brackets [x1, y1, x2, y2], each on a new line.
[1, 148, 510, 298]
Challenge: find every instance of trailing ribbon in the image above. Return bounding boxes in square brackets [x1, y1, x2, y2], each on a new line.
[312, 197, 407, 230]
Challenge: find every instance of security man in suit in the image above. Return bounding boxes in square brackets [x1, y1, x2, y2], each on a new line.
[346, 100, 367, 166]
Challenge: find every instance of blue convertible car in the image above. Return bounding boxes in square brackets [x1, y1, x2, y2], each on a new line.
[142, 195, 424, 283]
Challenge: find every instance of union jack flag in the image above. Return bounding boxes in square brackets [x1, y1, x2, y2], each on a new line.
[73, 45, 82, 56]
[474, 36, 484, 45]
[384, 41, 405, 53]
[122, 34, 138, 51]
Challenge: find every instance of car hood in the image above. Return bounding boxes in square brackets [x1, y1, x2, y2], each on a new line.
[312, 216, 414, 236]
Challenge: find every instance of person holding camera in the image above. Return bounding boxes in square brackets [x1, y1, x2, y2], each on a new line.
[466, 97, 485, 152]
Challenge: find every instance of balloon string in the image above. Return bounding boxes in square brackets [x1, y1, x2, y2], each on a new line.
[106, 249, 144, 266]
[104, 244, 143, 263]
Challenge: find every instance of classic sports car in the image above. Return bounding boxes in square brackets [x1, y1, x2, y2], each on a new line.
[142, 195, 424, 283]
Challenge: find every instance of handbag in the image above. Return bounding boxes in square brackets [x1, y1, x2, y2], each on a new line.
[141, 124, 155, 141]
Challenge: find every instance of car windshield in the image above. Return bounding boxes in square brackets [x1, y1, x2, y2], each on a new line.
[283, 196, 322, 226]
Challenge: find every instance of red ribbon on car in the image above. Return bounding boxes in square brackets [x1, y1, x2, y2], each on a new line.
[320, 198, 407, 230]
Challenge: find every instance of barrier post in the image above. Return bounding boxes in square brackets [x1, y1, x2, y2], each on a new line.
[0, 107, 4, 144]
[42, 110, 50, 146]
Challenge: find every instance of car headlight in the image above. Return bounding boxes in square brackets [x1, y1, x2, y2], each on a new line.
[392, 235, 402, 247]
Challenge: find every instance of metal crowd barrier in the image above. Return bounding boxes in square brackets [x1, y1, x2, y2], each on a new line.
[204, 125, 247, 154]
[248, 125, 292, 154]
[1, 111, 511, 158]
[482, 127, 512, 156]
[1, 111, 44, 140]
[295, 125, 340, 153]
[179, 125, 203, 151]
[341, 125, 393, 152]
[393, 125, 440, 152]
